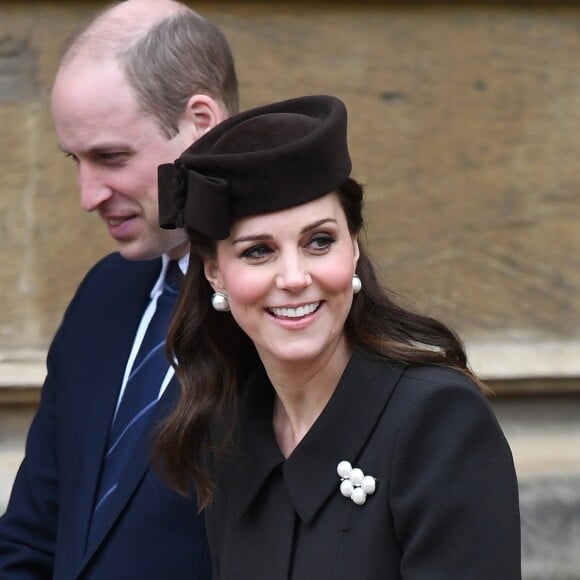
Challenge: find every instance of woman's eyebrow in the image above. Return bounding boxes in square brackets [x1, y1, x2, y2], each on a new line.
[300, 218, 337, 234]
[231, 218, 338, 244]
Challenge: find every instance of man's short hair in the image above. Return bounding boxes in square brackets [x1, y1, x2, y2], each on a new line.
[60, 4, 239, 137]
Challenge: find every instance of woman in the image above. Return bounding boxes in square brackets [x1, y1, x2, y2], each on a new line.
[156, 95, 521, 579]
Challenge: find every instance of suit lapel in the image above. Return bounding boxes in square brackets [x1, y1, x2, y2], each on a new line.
[66, 257, 162, 577]
[80, 377, 179, 566]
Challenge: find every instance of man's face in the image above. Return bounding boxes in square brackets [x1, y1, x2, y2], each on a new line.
[51, 59, 195, 260]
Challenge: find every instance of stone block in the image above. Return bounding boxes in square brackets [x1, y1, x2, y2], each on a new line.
[521, 475, 580, 580]
[0, 403, 36, 513]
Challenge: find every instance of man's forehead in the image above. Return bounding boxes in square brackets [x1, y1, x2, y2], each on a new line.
[52, 65, 141, 127]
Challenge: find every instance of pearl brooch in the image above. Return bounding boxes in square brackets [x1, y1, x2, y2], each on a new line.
[337, 460, 353, 479]
[337, 460, 377, 505]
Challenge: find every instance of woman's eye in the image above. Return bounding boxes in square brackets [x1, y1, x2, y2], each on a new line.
[241, 244, 272, 260]
[308, 234, 334, 251]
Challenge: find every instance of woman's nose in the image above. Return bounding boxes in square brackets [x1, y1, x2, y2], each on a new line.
[275, 254, 312, 291]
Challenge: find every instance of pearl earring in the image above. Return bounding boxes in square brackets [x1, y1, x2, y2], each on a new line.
[211, 292, 230, 312]
[352, 274, 362, 294]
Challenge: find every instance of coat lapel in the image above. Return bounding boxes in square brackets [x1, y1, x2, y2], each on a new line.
[230, 365, 285, 520]
[284, 349, 406, 523]
[232, 349, 406, 524]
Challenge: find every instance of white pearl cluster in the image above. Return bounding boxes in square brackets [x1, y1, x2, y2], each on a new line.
[337, 460, 376, 505]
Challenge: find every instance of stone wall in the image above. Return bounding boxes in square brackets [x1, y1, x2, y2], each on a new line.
[0, 0, 579, 382]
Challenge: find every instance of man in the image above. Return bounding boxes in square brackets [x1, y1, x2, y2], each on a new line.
[0, 1, 238, 578]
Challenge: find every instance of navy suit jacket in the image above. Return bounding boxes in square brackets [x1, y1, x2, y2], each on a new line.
[0, 253, 211, 579]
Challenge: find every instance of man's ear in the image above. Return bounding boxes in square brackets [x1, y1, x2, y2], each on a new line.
[203, 258, 225, 293]
[180, 94, 225, 141]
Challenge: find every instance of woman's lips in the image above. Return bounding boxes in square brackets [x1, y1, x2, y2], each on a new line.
[268, 302, 321, 319]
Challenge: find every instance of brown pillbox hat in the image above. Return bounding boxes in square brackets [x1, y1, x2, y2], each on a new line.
[158, 94, 351, 240]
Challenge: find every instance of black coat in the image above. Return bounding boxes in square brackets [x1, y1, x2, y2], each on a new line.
[207, 348, 521, 579]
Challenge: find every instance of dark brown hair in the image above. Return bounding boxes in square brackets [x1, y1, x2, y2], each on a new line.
[155, 178, 485, 509]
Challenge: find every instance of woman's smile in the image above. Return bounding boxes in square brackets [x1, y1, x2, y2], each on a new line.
[268, 301, 321, 319]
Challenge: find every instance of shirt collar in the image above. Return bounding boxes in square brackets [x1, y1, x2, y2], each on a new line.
[150, 253, 190, 299]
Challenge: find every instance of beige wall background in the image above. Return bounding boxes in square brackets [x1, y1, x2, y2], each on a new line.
[0, 0, 579, 388]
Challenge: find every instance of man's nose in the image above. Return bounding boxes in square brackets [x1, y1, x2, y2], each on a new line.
[78, 165, 113, 212]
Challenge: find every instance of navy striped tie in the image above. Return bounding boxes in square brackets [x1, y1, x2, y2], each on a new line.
[87, 261, 183, 547]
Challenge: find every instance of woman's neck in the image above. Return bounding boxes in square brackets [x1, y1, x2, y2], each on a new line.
[261, 337, 352, 458]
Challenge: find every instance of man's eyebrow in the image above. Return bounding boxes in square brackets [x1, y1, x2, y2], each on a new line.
[57, 143, 132, 156]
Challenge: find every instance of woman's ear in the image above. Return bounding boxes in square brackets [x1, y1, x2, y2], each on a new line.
[353, 236, 360, 269]
[203, 258, 225, 293]
[179, 94, 225, 141]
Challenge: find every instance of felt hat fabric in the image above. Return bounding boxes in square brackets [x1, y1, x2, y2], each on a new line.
[158, 94, 351, 239]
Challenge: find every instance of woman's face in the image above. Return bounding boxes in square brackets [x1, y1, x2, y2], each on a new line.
[205, 193, 359, 369]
